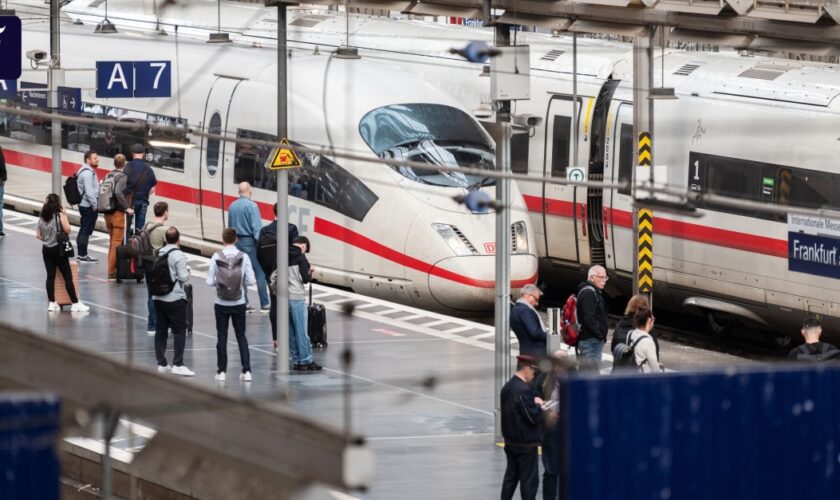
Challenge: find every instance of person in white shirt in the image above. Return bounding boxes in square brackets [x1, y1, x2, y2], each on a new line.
[627, 308, 662, 373]
[206, 228, 257, 382]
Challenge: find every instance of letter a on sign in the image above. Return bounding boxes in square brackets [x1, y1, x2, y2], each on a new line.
[96, 61, 134, 98]
[269, 139, 302, 170]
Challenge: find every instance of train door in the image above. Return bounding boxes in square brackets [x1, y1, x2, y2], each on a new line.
[199, 76, 245, 240]
[607, 102, 636, 275]
[543, 95, 583, 263]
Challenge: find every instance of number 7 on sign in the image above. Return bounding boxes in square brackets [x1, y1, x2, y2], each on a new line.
[150, 62, 167, 89]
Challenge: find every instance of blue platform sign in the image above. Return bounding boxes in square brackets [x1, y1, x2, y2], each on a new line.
[19, 81, 48, 108]
[788, 214, 840, 279]
[133, 61, 171, 97]
[96, 61, 134, 98]
[96, 60, 171, 98]
[0, 79, 16, 100]
[58, 86, 82, 113]
[0, 16, 23, 80]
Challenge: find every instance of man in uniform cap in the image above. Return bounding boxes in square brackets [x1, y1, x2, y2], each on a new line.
[500, 354, 545, 500]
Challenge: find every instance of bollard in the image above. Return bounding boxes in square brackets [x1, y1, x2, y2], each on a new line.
[546, 307, 564, 355]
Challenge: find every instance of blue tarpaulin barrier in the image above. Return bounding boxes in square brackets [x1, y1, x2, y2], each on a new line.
[0, 393, 60, 500]
[558, 366, 840, 500]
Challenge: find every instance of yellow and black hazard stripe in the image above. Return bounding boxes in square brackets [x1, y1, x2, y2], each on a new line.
[637, 131, 653, 293]
[638, 209, 653, 293]
[638, 132, 652, 167]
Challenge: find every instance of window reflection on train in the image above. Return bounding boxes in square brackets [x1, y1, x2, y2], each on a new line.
[0, 102, 187, 172]
[234, 130, 378, 223]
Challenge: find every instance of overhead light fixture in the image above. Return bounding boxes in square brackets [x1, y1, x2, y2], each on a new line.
[651, 27, 678, 100]
[148, 137, 194, 150]
[207, 0, 232, 43]
[94, 0, 118, 34]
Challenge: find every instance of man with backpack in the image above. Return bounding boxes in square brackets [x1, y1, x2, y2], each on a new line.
[124, 143, 157, 234]
[257, 203, 299, 276]
[510, 284, 548, 357]
[575, 266, 609, 371]
[142, 202, 169, 335]
[207, 228, 256, 382]
[150, 227, 194, 377]
[788, 316, 840, 362]
[99, 154, 134, 281]
[75, 150, 101, 263]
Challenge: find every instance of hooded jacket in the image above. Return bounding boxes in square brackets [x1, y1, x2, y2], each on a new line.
[576, 281, 608, 342]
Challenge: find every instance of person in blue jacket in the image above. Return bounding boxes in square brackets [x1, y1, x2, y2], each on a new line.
[510, 284, 548, 357]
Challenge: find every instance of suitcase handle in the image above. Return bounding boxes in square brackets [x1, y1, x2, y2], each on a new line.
[309, 283, 312, 305]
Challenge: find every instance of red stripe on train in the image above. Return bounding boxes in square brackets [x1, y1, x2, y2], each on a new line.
[7, 148, 536, 289]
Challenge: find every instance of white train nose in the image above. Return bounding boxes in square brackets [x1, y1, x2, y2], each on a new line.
[427, 254, 539, 311]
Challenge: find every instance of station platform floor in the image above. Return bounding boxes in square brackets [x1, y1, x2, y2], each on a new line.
[0, 210, 593, 499]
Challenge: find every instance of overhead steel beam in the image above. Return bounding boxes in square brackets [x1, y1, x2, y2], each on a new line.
[0, 324, 371, 491]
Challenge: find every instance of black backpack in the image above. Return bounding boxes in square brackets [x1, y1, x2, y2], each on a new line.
[612, 331, 647, 371]
[144, 249, 177, 296]
[257, 228, 277, 273]
[790, 343, 840, 362]
[63, 173, 82, 205]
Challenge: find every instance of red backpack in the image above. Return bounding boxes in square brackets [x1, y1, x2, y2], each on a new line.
[560, 286, 595, 346]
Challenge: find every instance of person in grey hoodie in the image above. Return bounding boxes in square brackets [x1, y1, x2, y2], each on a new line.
[75, 150, 101, 262]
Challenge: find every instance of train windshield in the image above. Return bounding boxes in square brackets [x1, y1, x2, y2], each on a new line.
[359, 104, 495, 188]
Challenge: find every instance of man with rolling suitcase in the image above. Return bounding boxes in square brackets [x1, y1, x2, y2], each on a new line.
[99, 154, 134, 281]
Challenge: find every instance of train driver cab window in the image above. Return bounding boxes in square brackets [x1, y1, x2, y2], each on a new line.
[359, 103, 496, 188]
[550, 115, 571, 178]
[234, 129, 278, 191]
[206, 113, 222, 176]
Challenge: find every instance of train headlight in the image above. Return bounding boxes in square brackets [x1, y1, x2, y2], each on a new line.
[432, 223, 478, 256]
[512, 221, 529, 254]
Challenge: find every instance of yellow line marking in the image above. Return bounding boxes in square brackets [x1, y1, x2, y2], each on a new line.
[583, 98, 595, 135]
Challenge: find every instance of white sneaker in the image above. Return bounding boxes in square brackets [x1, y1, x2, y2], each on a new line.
[70, 302, 90, 312]
[146, 329, 156, 335]
[171, 365, 195, 377]
[48, 302, 60, 312]
[239, 371, 252, 382]
[214, 372, 226, 381]
[157, 365, 170, 373]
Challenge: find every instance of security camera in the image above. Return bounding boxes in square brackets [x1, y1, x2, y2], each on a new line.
[26, 49, 48, 62]
[512, 114, 543, 128]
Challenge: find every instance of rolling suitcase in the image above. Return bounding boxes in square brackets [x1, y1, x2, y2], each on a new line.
[307, 285, 327, 348]
[184, 283, 193, 335]
[116, 215, 144, 283]
[54, 260, 80, 309]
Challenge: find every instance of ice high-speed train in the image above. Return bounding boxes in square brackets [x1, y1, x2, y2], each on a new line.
[60, 0, 840, 344]
[0, 3, 539, 313]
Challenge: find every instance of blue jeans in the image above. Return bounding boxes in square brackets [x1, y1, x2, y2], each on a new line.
[235, 237, 269, 309]
[289, 299, 313, 364]
[77, 205, 98, 257]
[576, 337, 604, 372]
[0, 183, 4, 233]
[147, 293, 156, 331]
[133, 200, 148, 234]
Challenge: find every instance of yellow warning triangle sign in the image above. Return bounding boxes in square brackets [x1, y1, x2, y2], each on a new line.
[269, 139, 302, 170]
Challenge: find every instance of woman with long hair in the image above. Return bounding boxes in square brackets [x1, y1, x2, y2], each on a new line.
[36, 194, 89, 312]
[611, 294, 660, 359]
[627, 307, 662, 373]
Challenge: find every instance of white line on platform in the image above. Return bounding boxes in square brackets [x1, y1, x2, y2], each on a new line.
[367, 432, 494, 441]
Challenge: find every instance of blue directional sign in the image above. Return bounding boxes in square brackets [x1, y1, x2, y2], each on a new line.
[96, 61, 134, 98]
[134, 61, 171, 97]
[19, 81, 48, 108]
[58, 86, 82, 113]
[0, 16, 23, 80]
[0, 79, 16, 100]
[788, 232, 840, 279]
[96, 60, 171, 98]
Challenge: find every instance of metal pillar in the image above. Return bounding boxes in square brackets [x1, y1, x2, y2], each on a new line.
[100, 408, 120, 500]
[50, 0, 62, 199]
[572, 32, 578, 167]
[275, 3, 290, 373]
[632, 30, 654, 301]
[493, 22, 512, 443]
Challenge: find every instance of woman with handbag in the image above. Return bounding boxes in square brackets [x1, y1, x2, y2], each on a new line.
[36, 194, 90, 312]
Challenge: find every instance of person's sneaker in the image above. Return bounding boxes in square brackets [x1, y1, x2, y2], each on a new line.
[260, 307, 270, 314]
[239, 371, 252, 382]
[157, 365, 171, 373]
[146, 329, 156, 336]
[214, 372, 226, 382]
[171, 365, 195, 377]
[246, 307, 258, 314]
[303, 362, 323, 371]
[77, 255, 98, 263]
[107, 273, 117, 282]
[0, 231, 6, 237]
[70, 302, 90, 312]
[47, 302, 60, 312]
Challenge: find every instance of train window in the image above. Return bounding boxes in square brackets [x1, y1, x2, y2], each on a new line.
[296, 145, 379, 222]
[146, 113, 187, 172]
[206, 113, 222, 176]
[705, 156, 761, 218]
[234, 129, 278, 191]
[359, 104, 495, 188]
[617, 124, 634, 195]
[550, 115, 571, 178]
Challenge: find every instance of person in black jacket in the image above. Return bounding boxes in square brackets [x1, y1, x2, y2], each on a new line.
[611, 294, 660, 359]
[510, 284, 548, 357]
[501, 355, 544, 500]
[257, 202, 300, 275]
[576, 265, 609, 371]
[0, 144, 6, 237]
[788, 316, 840, 362]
